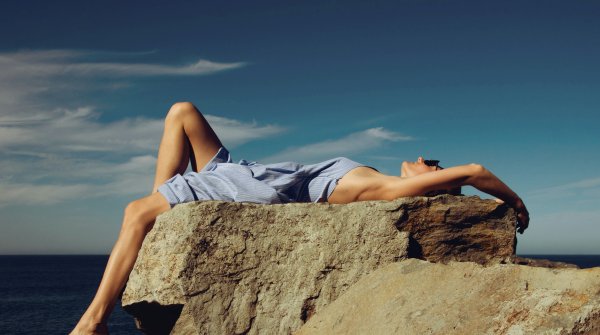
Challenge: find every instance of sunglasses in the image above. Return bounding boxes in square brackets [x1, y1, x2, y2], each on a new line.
[424, 159, 442, 169]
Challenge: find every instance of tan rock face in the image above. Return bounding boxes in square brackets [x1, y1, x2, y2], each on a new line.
[121, 195, 518, 334]
[395, 195, 516, 264]
[297, 259, 600, 335]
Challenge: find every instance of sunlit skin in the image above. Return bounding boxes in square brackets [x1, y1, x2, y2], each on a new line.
[330, 160, 529, 229]
[70, 102, 530, 334]
[400, 156, 439, 178]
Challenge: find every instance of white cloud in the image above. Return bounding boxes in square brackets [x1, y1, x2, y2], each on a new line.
[0, 107, 284, 155]
[205, 115, 285, 147]
[59, 59, 244, 76]
[0, 49, 246, 119]
[0, 107, 161, 153]
[544, 177, 600, 191]
[0, 49, 245, 78]
[528, 177, 600, 199]
[0, 154, 157, 207]
[261, 127, 413, 163]
[0, 49, 284, 207]
[0, 124, 406, 207]
[0, 182, 93, 206]
[0, 107, 286, 207]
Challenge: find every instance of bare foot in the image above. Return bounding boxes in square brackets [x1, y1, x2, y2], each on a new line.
[69, 320, 109, 335]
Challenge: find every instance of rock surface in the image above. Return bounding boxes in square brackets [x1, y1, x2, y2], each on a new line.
[393, 195, 516, 264]
[297, 259, 600, 335]
[511, 255, 580, 269]
[121, 195, 516, 334]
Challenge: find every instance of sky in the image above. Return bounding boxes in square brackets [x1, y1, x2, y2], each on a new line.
[0, 0, 599, 255]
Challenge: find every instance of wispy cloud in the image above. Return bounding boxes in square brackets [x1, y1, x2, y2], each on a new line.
[0, 155, 157, 206]
[0, 107, 285, 207]
[260, 127, 413, 163]
[205, 115, 285, 148]
[0, 182, 93, 206]
[0, 49, 246, 118]
[59, 59, 244, 76]
[0, 49, 281, 207]
[528, 177, 600, 199]
[0, 49, 244, 77]
[0, 107, 284, 154]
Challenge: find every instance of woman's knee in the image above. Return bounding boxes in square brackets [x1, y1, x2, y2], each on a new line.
[123, 198, 155, 232]
[123, 193, 170, 230]
[166, 102, 200, 122]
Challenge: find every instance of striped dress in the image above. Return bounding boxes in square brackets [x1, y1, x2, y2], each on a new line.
[157, 146, 366, 208]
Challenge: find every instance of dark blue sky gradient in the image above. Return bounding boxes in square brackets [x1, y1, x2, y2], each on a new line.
[1, 0, 599, 253]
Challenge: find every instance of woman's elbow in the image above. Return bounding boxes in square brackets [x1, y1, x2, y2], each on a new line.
[468, 163, 486, 174]
[465, 163, 487, 185]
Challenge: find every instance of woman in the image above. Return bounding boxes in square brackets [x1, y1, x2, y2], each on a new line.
[70, 102, 529, 334]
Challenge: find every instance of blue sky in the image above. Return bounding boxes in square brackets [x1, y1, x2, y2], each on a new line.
[1, 0, 599, 254]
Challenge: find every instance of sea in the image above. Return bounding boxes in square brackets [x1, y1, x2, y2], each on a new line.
[1, 255, 599, 335]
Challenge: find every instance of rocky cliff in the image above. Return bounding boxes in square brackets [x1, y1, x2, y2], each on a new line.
[121, 195, 600, 334]
[297, 259, 600, 334]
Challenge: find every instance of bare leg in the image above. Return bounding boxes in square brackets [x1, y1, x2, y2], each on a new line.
[70, 193, 170, 334]
[72, 102, 222, 334]
[152, 102, 223, 193]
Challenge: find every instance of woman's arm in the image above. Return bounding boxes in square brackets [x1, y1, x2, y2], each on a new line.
[398, 163, 530, 233]
[463, 164, 530, 233]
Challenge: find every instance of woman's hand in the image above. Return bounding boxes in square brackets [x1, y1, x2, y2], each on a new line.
[514, 199, 530, 234]
[494, 198, 529, 233]
[460, 165, 530, 234]
[398, 163, 531, 234]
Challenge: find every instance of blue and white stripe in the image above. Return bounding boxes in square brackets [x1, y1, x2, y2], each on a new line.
[157, 147, 365, 208]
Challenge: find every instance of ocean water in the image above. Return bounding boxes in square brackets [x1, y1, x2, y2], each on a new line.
[519, 254, 600, 269]
[1, 255, 599, 334]
[0, 255, 137, 335]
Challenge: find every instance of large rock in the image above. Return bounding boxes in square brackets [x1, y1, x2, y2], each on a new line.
[121, 195, 516, 334]
[297, 259, 600, 334]
[393, 195, 516, 264]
